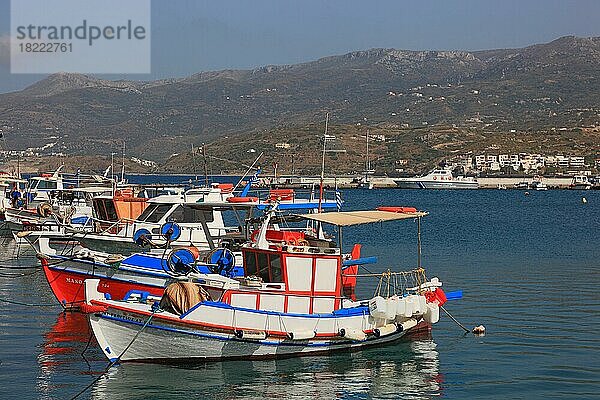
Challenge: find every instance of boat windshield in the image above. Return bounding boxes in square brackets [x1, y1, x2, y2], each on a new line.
[136, 203, 173, 223]
[168, 205, 214, 223]
[31, 179, 57, 190]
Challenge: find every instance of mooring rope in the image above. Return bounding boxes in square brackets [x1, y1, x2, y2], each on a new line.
[440, 305, 470, 334]
[0, 265, 40, 270]
[0, 296, 63, 308]
[0, 269, 40, 278]
[70, 309, 157, 400]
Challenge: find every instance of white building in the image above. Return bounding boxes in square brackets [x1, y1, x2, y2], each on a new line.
[498, 154, 510, 167]
[557, 155, 570, 168]
[569, 156, 585, 168]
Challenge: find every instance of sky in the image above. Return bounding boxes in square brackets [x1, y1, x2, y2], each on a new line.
[1, 0, 600, 93]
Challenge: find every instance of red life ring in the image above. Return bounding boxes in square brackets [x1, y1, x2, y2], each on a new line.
[433, 176, 437, 180]
[227, 196, 259, 203]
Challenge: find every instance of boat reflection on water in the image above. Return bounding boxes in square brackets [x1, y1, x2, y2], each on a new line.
[39, 312, 91, 369]
[36, 313, 441, 399]
[91, 334, 442, 399]
[37, 312, 103, 398]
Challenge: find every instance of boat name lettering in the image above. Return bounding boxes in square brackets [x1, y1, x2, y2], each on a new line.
[65, 277, 83, 284]
[106, 312, 144, 324]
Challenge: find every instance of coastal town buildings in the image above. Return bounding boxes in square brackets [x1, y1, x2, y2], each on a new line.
[444, 152, 595, 174]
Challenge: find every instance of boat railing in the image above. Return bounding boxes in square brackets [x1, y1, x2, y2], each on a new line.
[80, 216, 131, 235]
[343, 268, 431, 296]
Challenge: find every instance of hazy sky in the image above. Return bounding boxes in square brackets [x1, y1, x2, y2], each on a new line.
[1, 0, 599, 93]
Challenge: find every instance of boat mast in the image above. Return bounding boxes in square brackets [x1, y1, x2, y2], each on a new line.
[120, 141, 126, 184]
[110, 152, 116, 196]
[365, 130, 370, 183]
[202, 143, 209, 187]
[191, 144, 198, 185]
[318, 112, 329, 213]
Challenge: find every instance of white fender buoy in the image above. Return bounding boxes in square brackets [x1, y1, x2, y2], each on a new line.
[395, 297, 407, 318]
[385, 296, 398, 320]
[374, 323, 398, 338]
[338, 328, 366, 341]
[287, 330, 316, 340]
[399, 318, 418, 332]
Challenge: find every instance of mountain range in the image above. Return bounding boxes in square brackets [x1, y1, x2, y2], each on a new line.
[0, 36, 599, 174]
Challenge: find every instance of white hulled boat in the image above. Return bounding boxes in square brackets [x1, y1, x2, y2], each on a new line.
[530, 176, 548, 191]
[394, 169, 478, 189]
[84, 206, 455, 363]
[569, 175, 592, 190]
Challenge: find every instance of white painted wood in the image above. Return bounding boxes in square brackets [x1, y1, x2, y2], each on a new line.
[230, 293, 257, 309]
[286, 257, 313, 292]
[287, 295, 311, 314]
[312, 297, 335, 314]
[259, 294, 285, 312]
[314, 258, 338, 292]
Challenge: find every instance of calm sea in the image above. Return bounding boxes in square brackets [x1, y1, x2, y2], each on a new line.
[0, 185, 598, 399]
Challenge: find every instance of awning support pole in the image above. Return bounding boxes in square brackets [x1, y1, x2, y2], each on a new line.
[417, 216, 422, 269]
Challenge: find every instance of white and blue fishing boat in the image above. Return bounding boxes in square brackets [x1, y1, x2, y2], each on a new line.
[84, 206, 455, 362]
[27, 192, 341, 310]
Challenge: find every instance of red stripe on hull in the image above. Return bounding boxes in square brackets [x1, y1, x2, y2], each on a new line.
[41, 260, 164, 311]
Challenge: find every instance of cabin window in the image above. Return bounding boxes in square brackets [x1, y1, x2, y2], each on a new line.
[169, 206, 185, 222]
[169, 206, 214, 223]
[257, 252, 269, 282]
[94, 200, 108, 221]
[35, 180, 57, 190]
[269, 254, 282, 282]
[141, 204, 172, 223]
[245, 251, 257, 276]
[95, 199, 118, 221]
[104, 201, 118, 221]
[136, 204, 158, 221]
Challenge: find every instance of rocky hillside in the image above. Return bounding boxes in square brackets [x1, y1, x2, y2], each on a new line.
[0, 36, 599, 172]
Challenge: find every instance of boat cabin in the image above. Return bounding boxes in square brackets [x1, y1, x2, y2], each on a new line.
[228, 238, 343, 314]
[426, 169, 454, 180]
[93, 189, 149, 231]
[89, 184, 244, 249]
[218, 209, 427, 315]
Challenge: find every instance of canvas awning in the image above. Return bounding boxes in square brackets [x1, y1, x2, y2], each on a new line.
[298, 210, 427, 226]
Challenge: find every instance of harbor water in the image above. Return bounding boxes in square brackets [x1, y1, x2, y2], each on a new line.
[0, 187, 599, 399]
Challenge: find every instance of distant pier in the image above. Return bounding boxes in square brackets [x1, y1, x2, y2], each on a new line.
[260, 176, 581, 189]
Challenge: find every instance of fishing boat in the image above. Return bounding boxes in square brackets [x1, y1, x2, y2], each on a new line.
[514, 180, 529, 190]
[84, 206, 455, 363]
[22, 167, 114, 206]
[27, 192, 340, 310]
[394, 169, 479, 189]
[569, 175, 592, 190]
[62, 185, 339, 255]
[65, 186, 226, 255]
[530, 176, 548, 191]
[4, 186, 118, 246]
[0, 174, 27, 233]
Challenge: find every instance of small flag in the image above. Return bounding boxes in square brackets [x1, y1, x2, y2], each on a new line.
[251, 167, 261, 182]
[335, 188, 343, 211]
